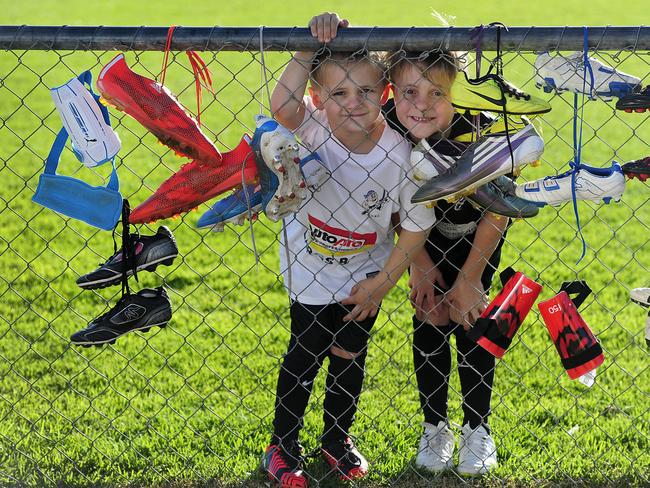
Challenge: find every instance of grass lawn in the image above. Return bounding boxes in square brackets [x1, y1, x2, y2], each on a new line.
[0, 0, 648, 486]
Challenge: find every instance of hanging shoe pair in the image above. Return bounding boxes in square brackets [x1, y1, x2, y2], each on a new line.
[70, 226, 177, 346]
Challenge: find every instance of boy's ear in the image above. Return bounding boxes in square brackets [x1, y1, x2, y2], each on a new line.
[380, 83, 392, 105]
[309, 86, 324, 109]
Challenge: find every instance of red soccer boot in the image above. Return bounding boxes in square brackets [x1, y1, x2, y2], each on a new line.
[129, 136, 257, 224]
[97, 53, 221, 166]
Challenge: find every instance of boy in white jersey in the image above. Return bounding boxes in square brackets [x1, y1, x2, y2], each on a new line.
[260, 12, 435, 488]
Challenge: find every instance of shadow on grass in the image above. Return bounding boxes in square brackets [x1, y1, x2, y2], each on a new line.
[31, 467, 647, 488]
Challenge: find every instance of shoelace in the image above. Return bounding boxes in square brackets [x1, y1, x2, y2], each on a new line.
[571, 28, 595, 264]
[120, 199, 138, 296]
[108, 200, 139, 297]
[468, 22, 516, 175]
[92, 292, 132, 325]
[160, 26, 215, 127]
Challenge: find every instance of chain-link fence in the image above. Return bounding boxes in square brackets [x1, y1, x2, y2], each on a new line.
[0, 26, 648, 487]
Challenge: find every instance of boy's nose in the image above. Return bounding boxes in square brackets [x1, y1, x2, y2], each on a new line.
[345, 95, 364, 110]
[414, 95, 432, 112]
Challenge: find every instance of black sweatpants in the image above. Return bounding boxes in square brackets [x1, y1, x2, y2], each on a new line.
[271, 301, 377, 446]
[411, 229, 503, 429]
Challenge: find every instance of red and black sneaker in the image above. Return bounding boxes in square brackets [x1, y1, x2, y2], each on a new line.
[616, 86, 650, 113]
[622, 156, 650, 182]
[262, 442, 308, 488]
[97, 53, 222, 166]
[321, 437, 369, 481]
[129, 136, 257, 224]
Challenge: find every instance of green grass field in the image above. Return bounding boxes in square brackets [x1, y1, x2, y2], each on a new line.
[1, 0, 649, 486]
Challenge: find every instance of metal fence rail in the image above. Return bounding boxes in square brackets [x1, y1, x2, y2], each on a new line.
[1, 26, 649, 51]
[0, 25, 648, 487]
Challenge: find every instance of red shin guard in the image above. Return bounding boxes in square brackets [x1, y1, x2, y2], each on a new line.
[538, 281, 604, 380]
[467, 267, 543, 358]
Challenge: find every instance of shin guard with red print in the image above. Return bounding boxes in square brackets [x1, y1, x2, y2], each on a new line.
[538, 281, 604, 380]
[467, 267, 543, 358]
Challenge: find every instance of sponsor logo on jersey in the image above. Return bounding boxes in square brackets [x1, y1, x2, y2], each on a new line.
[307, 214, 377, 257]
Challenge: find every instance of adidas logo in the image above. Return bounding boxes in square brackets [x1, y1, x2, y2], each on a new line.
[468, 125, 532, 174]
[522, 285, 533, 294]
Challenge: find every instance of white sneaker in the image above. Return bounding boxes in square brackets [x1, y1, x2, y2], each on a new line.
[457, 424, 498, 476]
[535, 51, 641, 100]
[631, 288, 650, 308]
[515, 162, 626, 207]
[415, 421, 455, 472]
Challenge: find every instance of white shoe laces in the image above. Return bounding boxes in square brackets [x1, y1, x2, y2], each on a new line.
[461, 425, 495, 460]
[421, 421, 454, 453]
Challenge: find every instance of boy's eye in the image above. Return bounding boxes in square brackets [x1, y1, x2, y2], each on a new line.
[331, 91, 345, 97]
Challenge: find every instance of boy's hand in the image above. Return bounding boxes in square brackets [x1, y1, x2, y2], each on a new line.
[446, 277, 489, 330]
[309, 12, 349, 43]
[408, 262, 448, 323]
[341, 274, 391, 322]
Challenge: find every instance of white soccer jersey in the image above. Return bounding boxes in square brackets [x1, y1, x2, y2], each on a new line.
[279, 97, 436, 305]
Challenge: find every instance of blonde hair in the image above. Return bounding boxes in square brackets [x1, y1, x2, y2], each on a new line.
[387, 50, 462, 94]
[310, 49, 388, 87]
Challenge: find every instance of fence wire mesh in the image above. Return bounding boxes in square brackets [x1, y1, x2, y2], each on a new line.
[0, 27, 648, 487]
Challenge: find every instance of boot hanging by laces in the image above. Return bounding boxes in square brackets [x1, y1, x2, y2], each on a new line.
[160, 25, 215, 127]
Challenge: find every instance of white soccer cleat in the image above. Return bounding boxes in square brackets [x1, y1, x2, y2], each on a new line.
[51, 76, 121, 167]
[415, 421, 455, 472]
[631, 288, 650, 308]
[457, 424, 498, 476]
[535, 52, 641, 101]
[251, 115, 308, 221]
[515, 162, 626, 207]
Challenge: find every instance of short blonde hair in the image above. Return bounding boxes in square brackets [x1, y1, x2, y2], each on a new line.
[310, 48, 388, 87]
[387, 50, 463, 94]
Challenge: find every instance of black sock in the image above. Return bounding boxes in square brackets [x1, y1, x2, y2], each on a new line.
[456, 327, 495, 430]
[412, 317, 453, 425]
[322, 350, 367, 444]
[272, 341, 326, 445]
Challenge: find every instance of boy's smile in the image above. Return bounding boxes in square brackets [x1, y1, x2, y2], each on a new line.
[392, 64, 456, 141]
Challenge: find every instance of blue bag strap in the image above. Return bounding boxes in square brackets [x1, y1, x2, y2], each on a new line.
[44, 125, 120, 192]
[44, 127, 68, 175]
[106, 158, 120, 191]
[76, 70, 111, 126]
